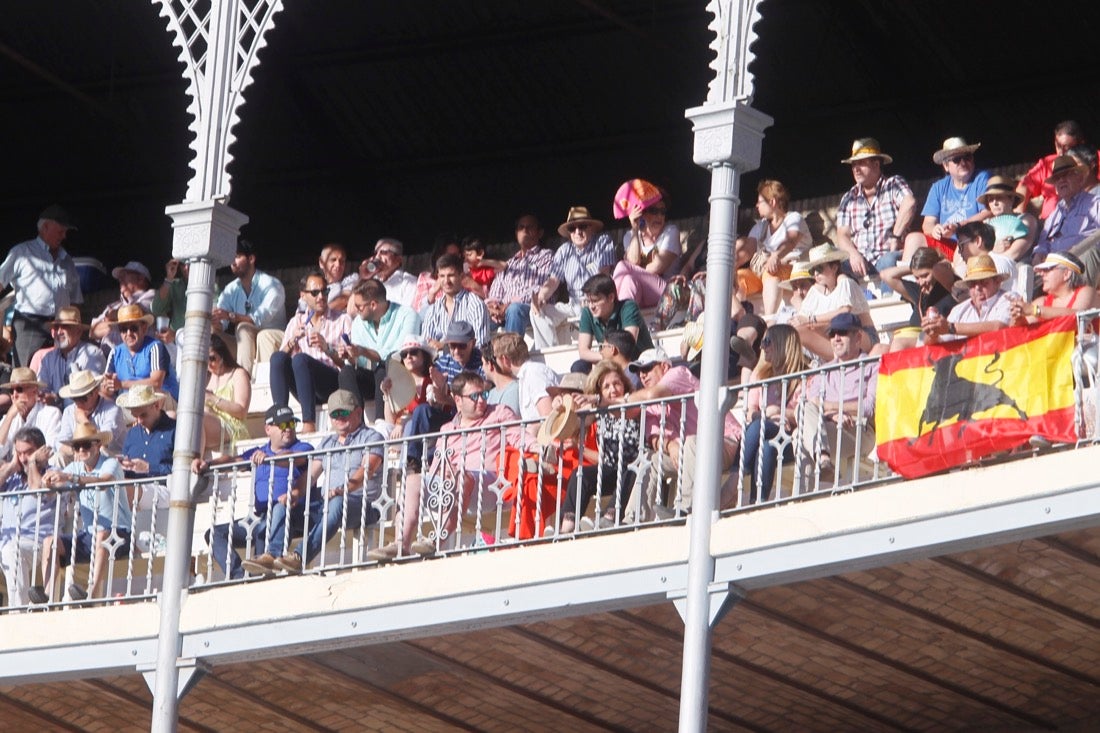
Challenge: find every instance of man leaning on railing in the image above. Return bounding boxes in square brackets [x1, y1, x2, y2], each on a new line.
[192, 404, 313, 581]
[0, 427, 54, 607]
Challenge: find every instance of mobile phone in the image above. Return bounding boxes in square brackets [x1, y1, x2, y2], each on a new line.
[341, 334, 352, 345]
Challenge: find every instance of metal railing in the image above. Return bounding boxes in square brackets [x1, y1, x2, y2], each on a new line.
[4, 310, 1096, 608]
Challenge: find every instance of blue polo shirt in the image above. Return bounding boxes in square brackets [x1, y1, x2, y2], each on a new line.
[122, 412, 176, 479]
[243, 439, 313, 512]
[107, 336, 180, 400]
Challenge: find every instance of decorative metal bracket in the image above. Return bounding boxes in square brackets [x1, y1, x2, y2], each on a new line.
[153, 0, 284, 202]
[703, 0, 765, 106]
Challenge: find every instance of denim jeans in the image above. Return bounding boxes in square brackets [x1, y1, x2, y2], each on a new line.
[740, 417, 793, 503]
[502, 302, 531, 335]
[209, 501, 304, 580]
[269, 351, 340, 423]
[291, 492, 381, 566]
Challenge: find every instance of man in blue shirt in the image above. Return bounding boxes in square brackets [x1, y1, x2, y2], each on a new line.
[273, 390, 386, 574]
[0, 427, 54, 607]
[0, 205, 83, 367]
[336, 278, 421, 414]
[103, 303, 180, 401]
[194, 404, 313, 580]
[116, 385, 176, 480]
[211, 238, 287, 377]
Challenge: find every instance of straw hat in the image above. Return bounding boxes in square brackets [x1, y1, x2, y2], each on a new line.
[1045, 155, 1086, 184]
[61, 421, 111, 447]
[546, 373, 587, 397]
[535, 394, 581, 447]
[960, 254, 1009, 283]
[841, 137, 893, 165]
[115, 384, 165, 409]
[113, 303, 154, 326]
[977, 175, 1024, 206]
[48, 306, 88, 331]
[779, 261, 813, 290]
[384, 355, 418, 409]
[1, 367, 46, 391]
[682, 316, 705, 361]
[806, 243, 848, 268]
[932, 137, 981, 165]
[557, 206, 605, 237]
[59, 370, 104, 399]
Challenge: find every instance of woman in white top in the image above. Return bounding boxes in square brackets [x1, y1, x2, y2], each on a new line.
[789, 243, 875, 360]
[739, 180, 812, 315]
[612, 187, 681, 308]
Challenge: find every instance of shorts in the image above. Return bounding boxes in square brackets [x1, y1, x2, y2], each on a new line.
[59, 528, 132, 567]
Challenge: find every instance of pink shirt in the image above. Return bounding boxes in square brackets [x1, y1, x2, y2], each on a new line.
[281, 309, 352, 368]
[434, 404, 525, 475]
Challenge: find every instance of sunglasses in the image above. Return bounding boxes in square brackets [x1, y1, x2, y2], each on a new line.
[271, 420, 297, 431]
[329, 409, 352, 419]
[400, 350, 421, 359]
[645, 207, 667, 216]
[810, 266, 826, 275]
[73, 391, 97, 403]
[460, 390, 491, 403]
[376, 248, 399, 257]
[567, 224, 589, 233]
[448, 342, 471, 350]
[862, 210, 873, 229]
[119, 323, 142, 334]
[72, 441, 98, 451]
[11, 385, 36, 393]
[947, 154, 973, 165]
[303, 289, 326, 297]
[761, 337, 773, 348]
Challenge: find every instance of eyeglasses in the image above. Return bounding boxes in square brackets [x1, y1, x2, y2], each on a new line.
[448, 342, 470, 350]
[71, 441, 98, 451]
[271, 420, 297, 431]
[460, 390, 491, 402]
[567, 224, 589, 233]
[208, 353, 219, 362]
[810, 266, 826, 275]
[329, 409, 352, 419]
[119, 323, 142, 334]
[11, 386, 35, 393]
[73, 392, 96, 403]
[400, 350, 420, 359]
[645, 207, 667, 216]
[955, 237, 973, 248]
[761, 337, 773, 348]
[598, 342, 613, 350]
[376, 248, 399, 257]
[947, 154, 973, 165]
[303, 289, 326, 297]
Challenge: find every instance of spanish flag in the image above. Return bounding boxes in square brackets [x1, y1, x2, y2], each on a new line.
[876, 316, 1077, 479]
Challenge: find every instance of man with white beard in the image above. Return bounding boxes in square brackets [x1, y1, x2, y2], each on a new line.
[36, 307, 106, 408]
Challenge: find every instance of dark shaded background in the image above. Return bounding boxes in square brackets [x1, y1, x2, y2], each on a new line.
[1, 0, 1098, 273]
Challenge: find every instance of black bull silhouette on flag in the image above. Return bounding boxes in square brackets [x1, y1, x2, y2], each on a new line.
[913, 349, 1027, 445]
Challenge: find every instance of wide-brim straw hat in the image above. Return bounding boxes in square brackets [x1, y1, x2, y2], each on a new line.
[682, 316, 705, 361]
[546, 372, 587, 397]
[557, 206, 605, 237]
[932, 136, 981, 165]
[536, 394, 581, 447]
[977, 175, 1024, 206]
[115, 384, 165, 409]
[960, 254, 1009, 283]
[61, 421, 111, 447]
[806, 243, 848, 268]
[841, 137, 893, 165]
[1045, 155, 1087, 184]
[779, 260, 813, 290]
[113, 303, 154, 326]
[59, 370, 104, 399]
[48, 305, 88, 331]
[384, 355, 418, 409]
[1, 367, 46, 391]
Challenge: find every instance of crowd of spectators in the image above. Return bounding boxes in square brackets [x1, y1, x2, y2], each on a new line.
[3, 119, 1100, 598]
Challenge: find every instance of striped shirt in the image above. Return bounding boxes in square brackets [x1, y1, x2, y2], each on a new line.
[487, 245, 553, 305]
[434, 349, 485, 384]
[549, 233, 616, 304]
[420, 290, 491, 347]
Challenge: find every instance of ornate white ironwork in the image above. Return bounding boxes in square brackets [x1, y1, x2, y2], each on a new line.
[703, 0, 765, 105]
[153, 0, 284, 202]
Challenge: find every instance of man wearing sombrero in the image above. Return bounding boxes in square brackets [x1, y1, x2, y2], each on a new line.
[1033, 155, 1100, 265]
[922, 254, 1014, 345]
[116, 385, 175, 481]
[56, 370, 127, 463]
[834, 137, 917, 279]
[0, 368, 61, 460]
[529, 206, 616, 349]
[902, 137, 992, 264]
[37, 306, 106, 407]
[103, 303, 179, 401]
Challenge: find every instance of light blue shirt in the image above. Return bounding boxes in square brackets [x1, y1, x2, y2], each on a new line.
[549, 232, 616, 304]
[0, 237, 82, 317]
[217, 269, 286, 330]
[63, 455, 129, 532]
[350, 302, 421, 366]
[38, 342, 107, 404]
[0, 472, 56, 543]
[314, 425, 386, 502]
